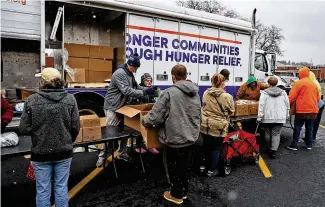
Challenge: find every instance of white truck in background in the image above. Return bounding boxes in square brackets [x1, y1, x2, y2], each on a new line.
[1, 0, 284, 117]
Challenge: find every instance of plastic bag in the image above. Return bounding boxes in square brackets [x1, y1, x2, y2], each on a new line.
[1, 132, 19, 147]
[62, 48, 76, 81]
[27, 162, 36, 181]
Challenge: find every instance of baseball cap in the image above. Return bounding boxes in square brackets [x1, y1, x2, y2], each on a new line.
[35, 67, 61, 82]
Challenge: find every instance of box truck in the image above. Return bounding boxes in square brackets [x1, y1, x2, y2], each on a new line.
[1, 0, 281, 117]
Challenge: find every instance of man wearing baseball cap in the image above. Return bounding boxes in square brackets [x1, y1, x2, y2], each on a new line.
[96, 53, 156, 167]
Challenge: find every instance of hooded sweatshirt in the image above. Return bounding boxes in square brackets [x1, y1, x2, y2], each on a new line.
[142, 80, 201, 148]
[289, 67, 320, 114]
[201, 87, 235, 137]
[19, 89, 80, 162]
[258, 87, 290, 123]
[309, 72, 324, 109]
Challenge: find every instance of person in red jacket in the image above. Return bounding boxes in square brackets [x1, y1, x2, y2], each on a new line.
[1, 95, 14, 132]
[286, 67, 320, 151]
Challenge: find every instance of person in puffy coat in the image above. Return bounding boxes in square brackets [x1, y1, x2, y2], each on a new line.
[257, 76, 290, 159]
[201, 73, 235, 177]
[19, 67, 80, 207]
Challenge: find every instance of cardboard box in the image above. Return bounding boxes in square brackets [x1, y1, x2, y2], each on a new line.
[88, 71, 112, 83]
[115, 47, 125, 59]
[83, 126, 102, 142]
[140, 111, 164, 149]
[100, 117, 106, 127]
[248, 102, 259, 115]
[45, 56, 55, 67]
[66, 68, 86, 83]
[80, 115, 101, 127]
[233, 104, 249, 117]
[89, 45, 114, 59]
[67, 57, 89, 71]
[75, 129, 83, 143]
[89, 59, 113, 72]
[116, 104, 163, 149]
[65, 43, 89, 58]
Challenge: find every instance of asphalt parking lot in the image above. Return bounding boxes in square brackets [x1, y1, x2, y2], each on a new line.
[2, 119, 325, 207]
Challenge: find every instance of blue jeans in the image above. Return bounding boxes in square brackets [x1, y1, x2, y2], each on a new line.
[293, 118, 315, 148]
[202, 133, 224, 171]
[32, 158, 72, 207]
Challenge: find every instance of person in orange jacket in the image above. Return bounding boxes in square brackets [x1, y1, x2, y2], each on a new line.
[286, 67, 320, 151]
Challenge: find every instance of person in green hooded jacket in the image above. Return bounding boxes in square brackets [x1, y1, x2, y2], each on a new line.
[236, 76, 269, 101]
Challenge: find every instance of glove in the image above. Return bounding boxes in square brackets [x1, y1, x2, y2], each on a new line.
[143, 86, 156, 96]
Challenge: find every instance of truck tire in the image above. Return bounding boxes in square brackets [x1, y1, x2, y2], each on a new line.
[73, 92, 105, 117]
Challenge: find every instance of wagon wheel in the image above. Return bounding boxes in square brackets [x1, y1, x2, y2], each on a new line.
[224, 165, 232, 176]
[255, 155, 259, 165]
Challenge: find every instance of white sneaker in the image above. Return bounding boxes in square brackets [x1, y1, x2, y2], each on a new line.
[96, 157, 105, 167]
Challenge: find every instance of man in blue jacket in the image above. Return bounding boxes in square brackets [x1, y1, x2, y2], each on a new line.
[96, 53, 156, 167]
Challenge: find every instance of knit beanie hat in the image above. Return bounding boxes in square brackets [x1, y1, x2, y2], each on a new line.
[141, 73, 152, 85]
[247, 76, 257, 85]
[127, 53, 141, 67]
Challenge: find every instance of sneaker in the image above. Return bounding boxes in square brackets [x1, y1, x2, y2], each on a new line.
[200, 166, 206, 173]
[286, 144, 298, 151]
[135, 148, 147, 153]
[183, 195, 188, 200]
[117, 154, 132, 162]
[206, 170, 218, 177]
[96, 157, 105, 167]
[148, 148, 160, 154]
[268, 150, 276, 159]
[306, 147, 312, 150]
[163, 191, 183, 205]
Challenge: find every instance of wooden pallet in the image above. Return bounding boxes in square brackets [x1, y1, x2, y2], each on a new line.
[68, 83, 109, 88]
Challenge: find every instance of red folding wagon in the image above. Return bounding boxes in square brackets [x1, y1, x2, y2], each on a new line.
[221, 129, 260, 176]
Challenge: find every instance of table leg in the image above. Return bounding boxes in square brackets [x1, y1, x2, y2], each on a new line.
[138, 136, 146, 174]
[103, 143, 108, 170]
[130, 136, 134, 157]
[112, 141, 118, 179]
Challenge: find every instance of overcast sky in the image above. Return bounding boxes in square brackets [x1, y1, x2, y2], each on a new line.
[165, 0, 325, 65]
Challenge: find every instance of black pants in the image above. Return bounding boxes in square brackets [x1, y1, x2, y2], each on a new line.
[202, 133, 224, 171]
[313, 105, 324, 140]
[164, 145, 193, 199]
[241, 119, 258, 134]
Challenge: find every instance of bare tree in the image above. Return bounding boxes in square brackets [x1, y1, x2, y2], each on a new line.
[177, 0, 284, 56]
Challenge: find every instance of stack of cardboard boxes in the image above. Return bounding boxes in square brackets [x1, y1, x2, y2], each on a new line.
[115, 47, 125, 67]
[75, 115, 106, 143]
[65, 43, 114, 83]
[232, 100, 259, 117]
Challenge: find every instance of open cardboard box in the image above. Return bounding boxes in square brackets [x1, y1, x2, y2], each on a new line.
[116, 104, 163, 149]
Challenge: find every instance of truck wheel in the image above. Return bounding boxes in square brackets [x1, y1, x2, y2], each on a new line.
[74, 92, 105, 117]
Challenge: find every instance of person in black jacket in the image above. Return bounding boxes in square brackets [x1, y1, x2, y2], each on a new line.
[19, 67, 80, 207]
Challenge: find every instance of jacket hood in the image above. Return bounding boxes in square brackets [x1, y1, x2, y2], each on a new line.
[309, 71, 317, 81]
[298, 67, 310, 79]
[38, 89, 68, 102]
[173, 80, 199, 97]
[206, 87, 226, 98]
[264, 87, 283, 97]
